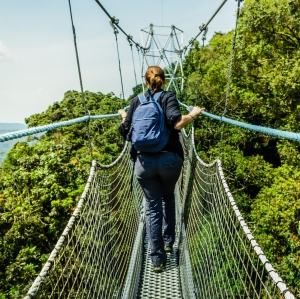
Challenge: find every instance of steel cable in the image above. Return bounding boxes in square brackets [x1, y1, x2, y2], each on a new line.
[68, 0, 93, 157]
[111, 25, 125, 100]
[195, 26, 208, 105]
[184, 0, 228, 53]
[218, 0, 243, 159]
[94, 0, 142, 50]
[129, 39, 138, 87]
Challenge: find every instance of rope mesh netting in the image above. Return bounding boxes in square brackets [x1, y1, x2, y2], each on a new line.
[24, 128, 295, 299]
[24, 142, 145, 299]
[177, 128, 294, 299]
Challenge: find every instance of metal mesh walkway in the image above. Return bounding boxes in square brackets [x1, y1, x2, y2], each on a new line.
[137, 234, 182, 299]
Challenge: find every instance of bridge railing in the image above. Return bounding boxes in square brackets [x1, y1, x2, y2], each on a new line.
[24, 142, 145, 299]
[8, 105, 295, 298]
[177, 127, 295, 299]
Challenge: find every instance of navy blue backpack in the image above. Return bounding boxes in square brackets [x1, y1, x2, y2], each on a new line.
[130, 91, 170, 152]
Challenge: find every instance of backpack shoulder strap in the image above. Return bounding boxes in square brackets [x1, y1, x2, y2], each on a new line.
[138, 90, 164, 104]
[153, 90, 164, 102]
[137, 94, 147, 104]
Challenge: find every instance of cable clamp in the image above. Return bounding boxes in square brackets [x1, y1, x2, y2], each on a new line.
[111, 16, 119, 25]
[127, 35, 133, 46]
[110, 25, 118, 34]
[177, 49, 183, 55]
[199, 23, 206, 31]
[189, 38, 195, 45]
[109, 20, 115, 29]
[203, 27, 208, 41]
[135, 43, 141, 51]
[109, 19, 119, 34]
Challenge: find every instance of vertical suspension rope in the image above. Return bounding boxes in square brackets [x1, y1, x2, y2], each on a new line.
[67, 0, 93, 157]
[128, 37, 138, 87]
[195, 25, 208, 105]
[111, 21, 125, 100]
[218, 0, 243, 158]
[138, 47, 146, 93]
[137, 45, 142, 76]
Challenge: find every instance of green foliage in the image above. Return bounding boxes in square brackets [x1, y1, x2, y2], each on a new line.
[251, 166, 300, 292]
[0, 124, 27, 165]
[1, 0, 300, 296]
[128, 83, 144, 100]
[0, 90, 125, 298]
[183, 0, 300, 294]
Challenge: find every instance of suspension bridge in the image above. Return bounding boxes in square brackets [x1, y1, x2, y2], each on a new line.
[0, 0, 298, 298]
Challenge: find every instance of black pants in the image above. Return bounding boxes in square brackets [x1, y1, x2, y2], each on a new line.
[135, 152, 183, 266]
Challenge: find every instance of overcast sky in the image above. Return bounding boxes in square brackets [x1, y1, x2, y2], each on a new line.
[0, 0, 241, 124]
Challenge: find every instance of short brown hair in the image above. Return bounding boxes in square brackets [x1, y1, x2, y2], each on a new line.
[145, 66, 165, 92]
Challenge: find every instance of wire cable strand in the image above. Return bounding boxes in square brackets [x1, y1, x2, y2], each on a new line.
[195, 26, 208, 105]
[112, 25, 125, 100]
[128, 37, 138, 87]
[94, 0, 142, 50]
[218, 0, 243, 159]
[184, 0, 228, 53]
[68, 0, 93, 157]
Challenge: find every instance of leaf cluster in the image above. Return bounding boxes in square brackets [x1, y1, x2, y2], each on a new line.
[0, 90, 126, 297]
[183, 0, 300, 294]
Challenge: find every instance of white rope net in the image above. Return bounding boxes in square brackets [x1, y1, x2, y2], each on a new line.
[177, 128, 295, 299]
[24, 142, 144, 299]
[24, 129, 295, 299]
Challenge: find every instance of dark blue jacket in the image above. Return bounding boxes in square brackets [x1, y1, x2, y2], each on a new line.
[119, 88, 183, 161]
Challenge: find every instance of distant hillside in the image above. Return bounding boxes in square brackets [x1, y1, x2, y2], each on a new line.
[0, 123, 27, 131]
[0, 123, 27, 164]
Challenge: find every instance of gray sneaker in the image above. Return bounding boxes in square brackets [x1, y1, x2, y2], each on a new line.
[165, 245, 173, 253]
[152, 261, 166, 273]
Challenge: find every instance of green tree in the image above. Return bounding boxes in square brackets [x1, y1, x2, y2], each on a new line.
[0, 90, 124, 298]
[182, 0, 300, 294]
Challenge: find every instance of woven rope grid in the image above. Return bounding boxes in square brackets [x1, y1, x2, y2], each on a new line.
[24, 142, 144, 299]
[22, 127, 296, 298]
[177, 127, 295, 299]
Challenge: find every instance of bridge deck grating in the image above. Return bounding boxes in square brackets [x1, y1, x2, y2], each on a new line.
[136, 234, 182, 299]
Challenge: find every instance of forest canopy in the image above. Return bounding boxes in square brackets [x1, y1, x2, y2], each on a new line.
[182, 0, 300, 294]
[0, 91, 125, 298]
[0, 0, 299, 297]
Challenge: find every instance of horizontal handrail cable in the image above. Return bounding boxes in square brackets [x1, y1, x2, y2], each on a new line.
[0, 106, 129, 143]
[2, 104, 300, 143]
[202, 111, 300, 142]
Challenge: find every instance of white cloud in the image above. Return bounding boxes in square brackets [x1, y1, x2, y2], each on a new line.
[29, 87, 51, 98]
[0, 40, 15, 62]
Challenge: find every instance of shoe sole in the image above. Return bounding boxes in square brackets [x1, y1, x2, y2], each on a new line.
[152, 262, 166, 273]
[165, 247, 173, 253]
